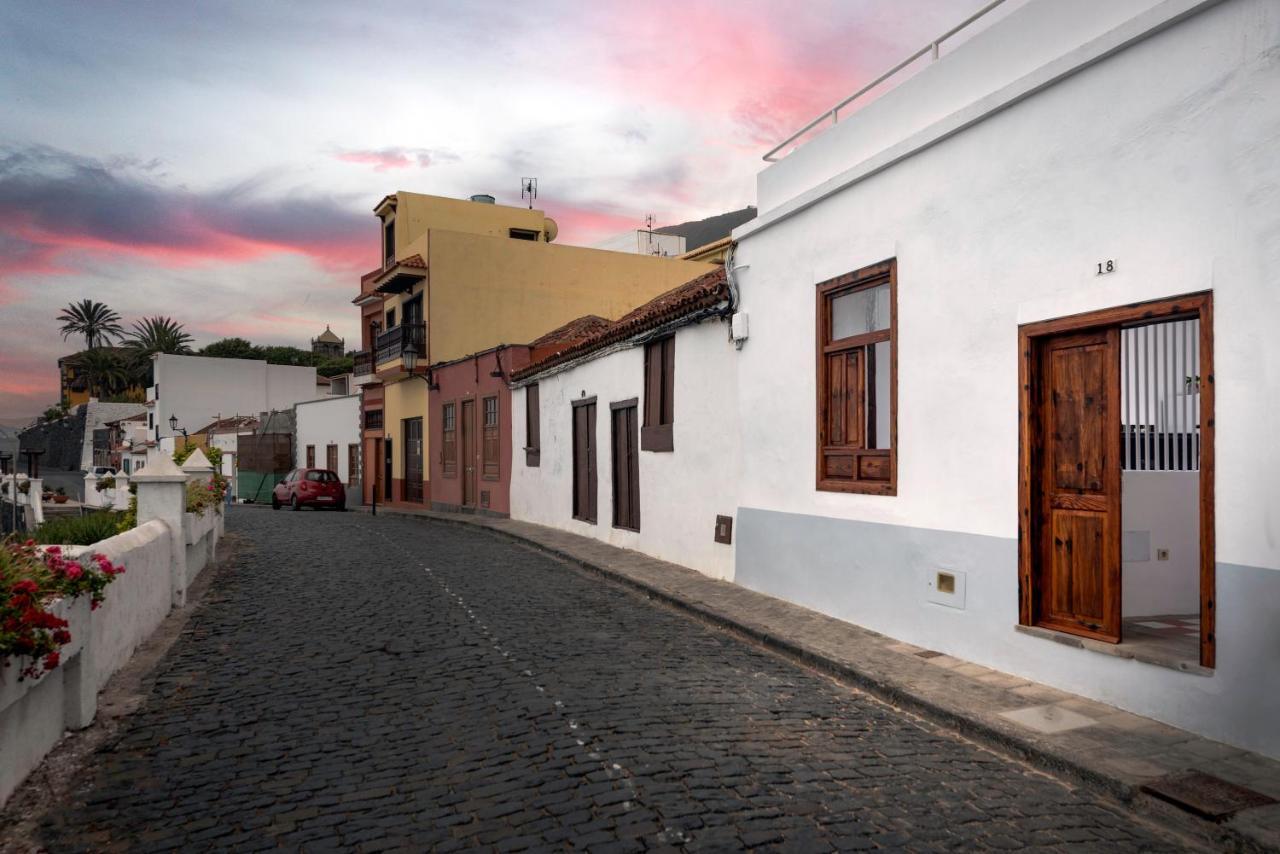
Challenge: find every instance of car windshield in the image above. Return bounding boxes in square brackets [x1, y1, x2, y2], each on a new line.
[306, 470, 339, 482]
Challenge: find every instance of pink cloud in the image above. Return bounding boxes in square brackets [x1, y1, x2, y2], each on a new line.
[333, 147, 455, 172]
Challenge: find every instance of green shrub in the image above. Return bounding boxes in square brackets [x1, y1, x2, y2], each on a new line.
[33, 512, 125, 546]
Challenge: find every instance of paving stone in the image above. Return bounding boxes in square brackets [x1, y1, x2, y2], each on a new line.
[33, 509, 1195, 851]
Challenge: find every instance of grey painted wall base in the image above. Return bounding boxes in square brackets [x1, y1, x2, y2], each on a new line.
[734, 506, 1280, 759]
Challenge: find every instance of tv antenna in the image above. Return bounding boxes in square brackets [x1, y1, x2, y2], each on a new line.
[642, 214, 662, 255]
[521, 177, 538, 209]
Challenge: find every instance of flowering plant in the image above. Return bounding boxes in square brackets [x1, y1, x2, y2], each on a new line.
[95, 475, 116, 492]
[0, 537, 124, 681]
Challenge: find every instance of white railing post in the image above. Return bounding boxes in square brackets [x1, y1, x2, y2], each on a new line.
[132, 451, 189, 608]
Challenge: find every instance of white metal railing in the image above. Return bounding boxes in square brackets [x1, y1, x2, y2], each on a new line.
[762, 0, 1010, 162]
[1122, 319, 1200, 472]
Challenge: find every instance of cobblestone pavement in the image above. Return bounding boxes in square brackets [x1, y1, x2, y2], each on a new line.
[38, 508, 1195, 852]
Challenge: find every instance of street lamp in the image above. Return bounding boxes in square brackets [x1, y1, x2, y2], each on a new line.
[168, 414, 189, 448]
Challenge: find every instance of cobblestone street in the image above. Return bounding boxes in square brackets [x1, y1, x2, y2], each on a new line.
[35, 508, 1195, 851]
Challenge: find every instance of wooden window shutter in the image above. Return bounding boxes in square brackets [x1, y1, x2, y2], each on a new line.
[442, 402, 457, 477]
[326, 444, 338, 472]
[306, 445, 315, 468]
[611, 400, 640, 531]
[572, 399, 598, 523]
[641, 336, 675, 452]
[482, 396, 500, 480]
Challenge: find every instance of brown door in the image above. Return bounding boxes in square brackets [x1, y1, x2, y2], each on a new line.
[461, 399, 476, 507]
[611, 402, 639, 530]
[572, 399, 597, 523]
[1033, 329, 1122, 642]
[403, 418, 423, 503]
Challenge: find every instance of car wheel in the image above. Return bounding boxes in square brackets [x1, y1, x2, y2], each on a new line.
[291, 495, 301, 511]
[272, 495, 281, 510]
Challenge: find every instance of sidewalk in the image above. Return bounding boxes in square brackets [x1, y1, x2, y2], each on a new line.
[372, 505, 1280, 850]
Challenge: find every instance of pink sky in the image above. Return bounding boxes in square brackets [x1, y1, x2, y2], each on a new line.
[0, 0, 980, 423]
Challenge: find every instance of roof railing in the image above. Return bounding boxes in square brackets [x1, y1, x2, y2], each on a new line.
[762, 0, 1010, 162]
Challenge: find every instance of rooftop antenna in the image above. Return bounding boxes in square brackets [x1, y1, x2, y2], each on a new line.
[521, 177, 538, 209]
[642, 214, 661, 255]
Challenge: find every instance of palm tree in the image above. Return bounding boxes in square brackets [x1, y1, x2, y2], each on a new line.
[57, 300, 124, 349]
[68, 348, 129, 399]
[127, 316, 194, 357]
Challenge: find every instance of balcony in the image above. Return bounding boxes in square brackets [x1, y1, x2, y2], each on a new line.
[375, 323, 427, 376]
[352, 350, 378, 387]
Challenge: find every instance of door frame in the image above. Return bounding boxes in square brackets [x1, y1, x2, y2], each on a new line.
[1018, 291, 1214, 668]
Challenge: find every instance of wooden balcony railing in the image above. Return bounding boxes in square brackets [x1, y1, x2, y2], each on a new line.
[375, 322, 426, 365]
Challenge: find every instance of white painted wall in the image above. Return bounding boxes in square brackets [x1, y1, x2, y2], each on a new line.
[88, 521, 173, 690]
[150, 354, 319, 444]
[732, 0, 1280, 756]
[511, 318, 740, 580]
[1123, 471, 1200, 616]
[294, 394, 361, 486]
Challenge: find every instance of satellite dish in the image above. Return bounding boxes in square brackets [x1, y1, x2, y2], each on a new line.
[543, 218, 558, 243]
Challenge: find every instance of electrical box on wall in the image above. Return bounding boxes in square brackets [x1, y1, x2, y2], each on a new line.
[927, 568, 966, 609]
[714, 515, 733, 544]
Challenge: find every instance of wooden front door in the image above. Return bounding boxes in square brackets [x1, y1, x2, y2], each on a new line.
[572, 399, 598, 523]
[1032, 329, 1122, 642]
[611, 401, 639, 530]
[461, 399, 476, 507]
[403, 418, 423, 503]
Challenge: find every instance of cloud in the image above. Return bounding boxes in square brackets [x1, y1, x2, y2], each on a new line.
[333, 146, 459, 172]
[0, 145, 375, 281]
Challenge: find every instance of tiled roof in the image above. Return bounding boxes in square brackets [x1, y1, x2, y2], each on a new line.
[512, 266, 729, 381]
[529, 315, 612, 349]
[195, 415, 260, 435]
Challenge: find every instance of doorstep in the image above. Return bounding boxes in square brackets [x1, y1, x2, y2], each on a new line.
[371, 505, 1280, 850]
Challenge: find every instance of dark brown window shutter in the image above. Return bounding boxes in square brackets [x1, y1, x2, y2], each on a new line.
[525, 384, 540, 466]
[641, 336, 675, 452]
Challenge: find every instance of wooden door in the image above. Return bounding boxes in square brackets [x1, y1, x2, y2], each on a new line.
[461, 399, 476, 507]
[1034, 329, 1122, 642]
[383, 438, 393, 501]
[572, 400, 597, 523]
[611, 402, 639, 530]
[403, 418, 423, 503]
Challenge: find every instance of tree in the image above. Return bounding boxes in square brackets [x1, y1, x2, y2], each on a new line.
[68, 348, 129, 398]
[57, 300, 123, 350]
[127, 316, 194, 357]
[199, 337, 262, 360]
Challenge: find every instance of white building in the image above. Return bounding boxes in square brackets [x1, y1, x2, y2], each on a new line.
[294, 394, 362, 504]
[147, 353, 322, 446]
[511, 269, 739, 580]
[725, 0, 1279, 759]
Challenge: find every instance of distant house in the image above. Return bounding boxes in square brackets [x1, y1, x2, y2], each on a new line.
[510, 267, 738, 578]
[148, 353, 323, 452]
[294, 395, 361, 506]
[427, 316, 609, 516]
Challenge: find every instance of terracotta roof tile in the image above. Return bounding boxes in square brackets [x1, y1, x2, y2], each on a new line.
[513, 266, 729, 381]
[529, 315, 612, 349]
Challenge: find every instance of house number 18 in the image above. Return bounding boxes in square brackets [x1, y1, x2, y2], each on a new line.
[1096, 260, 1116, 275]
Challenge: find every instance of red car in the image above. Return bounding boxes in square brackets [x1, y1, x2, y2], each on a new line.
[272, 468, 346, 511]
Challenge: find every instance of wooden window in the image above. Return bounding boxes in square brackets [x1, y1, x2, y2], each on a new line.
[572, 397, 598, 523]
[525, 384, 541, 466]
[365, 409, 383, 430]
[305, 445, 315, 468]
[816, 259, 896, 494]
[385, 307, 396, 329]
[442, 402, 457, 477]
[641, 335, 675, 451]
[326, 444, 338, 473]
[347, 443, 359, 485]
[611, 399, 640, 531]
[482, 396, 500, 480]
[383, 217, 395, 266]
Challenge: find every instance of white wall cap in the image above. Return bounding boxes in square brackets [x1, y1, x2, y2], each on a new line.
[132, 450, 186, 482]
[180, 448, 213, 471]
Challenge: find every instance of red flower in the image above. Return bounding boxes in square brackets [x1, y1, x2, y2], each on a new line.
[12, 580, 37, 595]
[42, 651, 60, 670]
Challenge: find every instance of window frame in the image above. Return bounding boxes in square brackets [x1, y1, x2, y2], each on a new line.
[524, 384, 541, 467]
[815, 259, 897, 496]
[383, 216, 395, 267]
[347, 443, 359, 485]
[305, 444, 316, 469]
[481, 395, 500, 481]
[441, 401, 457, 478]
[641, 335, 675, 452]
[326, 443, 339, 474]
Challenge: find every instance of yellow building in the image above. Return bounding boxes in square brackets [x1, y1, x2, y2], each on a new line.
[352, 191, 715, 508]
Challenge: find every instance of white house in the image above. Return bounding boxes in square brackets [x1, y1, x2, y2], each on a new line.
[727, 0, 1279, 759]
[510, 268, 740, 580]
[294, 394, 362, 504]
[147, 353, 322, 446]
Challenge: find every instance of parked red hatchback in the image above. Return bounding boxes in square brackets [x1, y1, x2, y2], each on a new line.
[272, 468, 346, 511]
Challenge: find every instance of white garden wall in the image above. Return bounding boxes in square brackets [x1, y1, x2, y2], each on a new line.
[511, 318, 740, 580]
[732, 0, 1280, 757]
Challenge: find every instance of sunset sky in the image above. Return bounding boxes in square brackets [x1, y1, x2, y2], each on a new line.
[0, 0, 987, 423]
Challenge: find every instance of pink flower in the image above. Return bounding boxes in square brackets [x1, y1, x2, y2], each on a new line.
[64, 564, 83, 580]
[45, 545, 61, 555]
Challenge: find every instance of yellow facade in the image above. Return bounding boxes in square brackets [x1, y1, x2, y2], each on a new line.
[365, 190, 715, 501]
